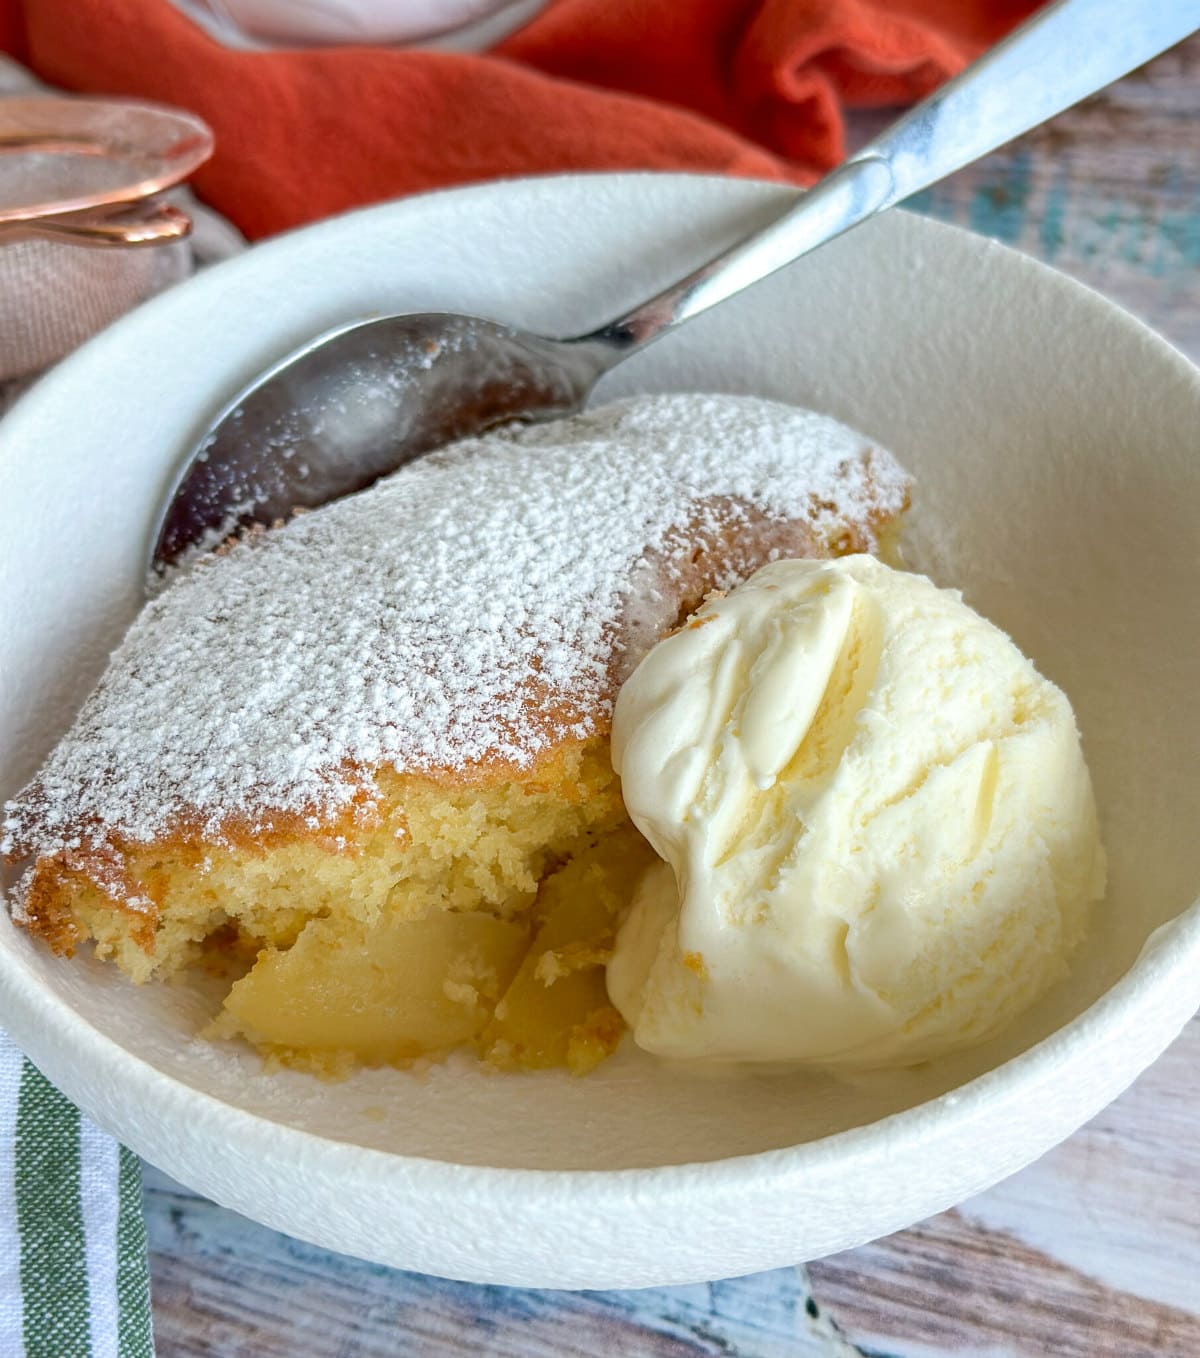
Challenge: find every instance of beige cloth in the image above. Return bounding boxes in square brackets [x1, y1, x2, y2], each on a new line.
[0, 57, 244, 387]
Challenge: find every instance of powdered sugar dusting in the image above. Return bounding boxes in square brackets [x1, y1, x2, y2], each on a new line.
[3, 394, 909, 859]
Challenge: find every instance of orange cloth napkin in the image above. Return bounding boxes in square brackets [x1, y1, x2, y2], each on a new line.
[1, 0, 1038, 240]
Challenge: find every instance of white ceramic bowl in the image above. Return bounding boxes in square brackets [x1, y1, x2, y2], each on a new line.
[2, 175, 1199, 1289]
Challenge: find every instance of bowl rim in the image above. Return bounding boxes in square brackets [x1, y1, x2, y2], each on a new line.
[2, 170, 1199, 1202]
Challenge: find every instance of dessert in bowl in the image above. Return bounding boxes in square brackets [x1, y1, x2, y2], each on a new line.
[0, 175, 1197, 1287]
[5, 392, 917, 1076]
[4, 393, 1108, 1083]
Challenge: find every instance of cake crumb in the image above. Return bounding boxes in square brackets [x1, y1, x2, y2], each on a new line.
[566, 1006, 626, 1075]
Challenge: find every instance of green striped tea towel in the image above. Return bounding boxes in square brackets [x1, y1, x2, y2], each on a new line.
[0, 1035, 153, 1358]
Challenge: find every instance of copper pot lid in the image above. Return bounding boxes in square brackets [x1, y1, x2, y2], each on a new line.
[0, 96, 214, 225]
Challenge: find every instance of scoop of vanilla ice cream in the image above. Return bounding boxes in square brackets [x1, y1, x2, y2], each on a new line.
[608, 555, 1106, 1069]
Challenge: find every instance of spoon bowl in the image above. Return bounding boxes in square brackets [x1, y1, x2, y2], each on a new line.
[152, 314, 604, 563]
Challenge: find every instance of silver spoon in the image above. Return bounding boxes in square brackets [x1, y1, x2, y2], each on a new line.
[150, 0, 1198, 577]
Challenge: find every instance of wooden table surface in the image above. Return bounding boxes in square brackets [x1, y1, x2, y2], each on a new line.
[145, 38, 1200, 1358]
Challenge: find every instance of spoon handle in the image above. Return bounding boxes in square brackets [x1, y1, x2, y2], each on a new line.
[580, 0, 1200, 355]
[0, 199, 192, 249]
